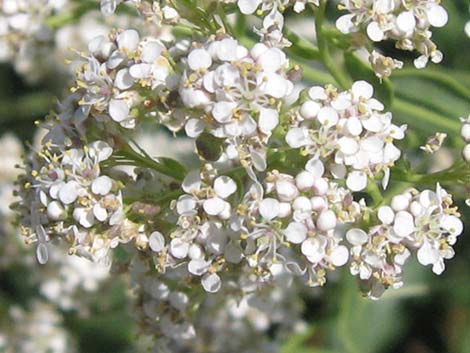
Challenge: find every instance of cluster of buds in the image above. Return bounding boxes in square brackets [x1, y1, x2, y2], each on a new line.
[139, 160, 363, 294]
[286, 81, 406, 192]
[348, 184, 463, 299]
[336, 0, 448, 70]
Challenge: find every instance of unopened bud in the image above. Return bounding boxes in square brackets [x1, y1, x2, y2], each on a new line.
[463, 144, 470, 162]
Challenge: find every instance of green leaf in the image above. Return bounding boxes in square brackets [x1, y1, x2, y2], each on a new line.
[331, 274, 406, 353]
[156, 157, 188, 181]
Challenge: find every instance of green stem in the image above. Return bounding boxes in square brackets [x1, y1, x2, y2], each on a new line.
[313, 0, 351, 89]
[300, 62, 337, 85]
[113, 147, 185, 181]
[366, 180, 384, 206]
[284, 28, 321, 60]
[391, 161, 470, 187]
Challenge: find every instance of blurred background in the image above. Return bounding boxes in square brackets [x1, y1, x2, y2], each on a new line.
[1, 1, 470, 353]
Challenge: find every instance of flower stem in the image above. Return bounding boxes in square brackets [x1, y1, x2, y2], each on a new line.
[113, 146, 186, 181]
[366, 180, 384, 206]
[313, 0, 351, 89]
[391, 161, 470, 187]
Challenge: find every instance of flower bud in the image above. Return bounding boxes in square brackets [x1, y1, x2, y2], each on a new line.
[316, 210, 337, 231]
[293, 196, 312, 212]
[278, 202, 292, 218]
[310, 196, 327, 211]
[461, 124, 470, 142]
[312, 178, 329, 196]
[299, 101, 320, 119]
[276, 180, 299, 202]
[295, 171, 315, 191]
[463, 144, 470, 162]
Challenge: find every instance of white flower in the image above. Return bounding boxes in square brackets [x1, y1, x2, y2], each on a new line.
[236, 0, 317, 15]
[462, 144, 470, 162]
[460, 116, 470, 142]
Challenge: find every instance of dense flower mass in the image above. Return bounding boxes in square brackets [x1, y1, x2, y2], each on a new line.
[179, 35, 293, 170]
[286, 81, 405, 191]
[336, 0, 448, 69]
[71, 29, 172, 129]
[16, 140, 127, 262]
[347, 184, 463, 299]
[4, 0, 468, 352]
[0, 0, 71, 80]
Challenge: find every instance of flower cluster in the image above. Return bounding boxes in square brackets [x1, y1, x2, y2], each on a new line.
[336, 0, 448, 70]
[0, 301, 75, 353]
[39, 248, 110, 310]
[7, 1, 467, 352]
[130, 252, 303, 352]
[16, 140, 127, 262]
[236, 0, 318, 15]
[179, 35, 293, 170]
[0, 0, 72, 80]
[347, 184, 463, 299]
[70, 29, 172, 129]
[286, 81, 405, 191]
